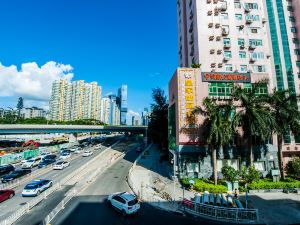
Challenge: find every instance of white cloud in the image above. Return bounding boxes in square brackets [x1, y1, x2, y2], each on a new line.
[0, 61, 74, 102]
[127, 110, 140, 117]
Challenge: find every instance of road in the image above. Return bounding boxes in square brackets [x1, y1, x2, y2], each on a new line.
[51, 144, 221, 225]
[0, 137, 121, 222]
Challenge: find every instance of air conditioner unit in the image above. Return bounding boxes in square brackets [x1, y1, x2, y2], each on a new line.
[208, 22, 213, 28]
[217, 49, 223, 54]
[262, 17, 267, 23]
[246, 18, 253, 24]
[214, 11, 219, 16]
[249, 44, 256, 50]
[210, 49, 215, 54]
[213, 0, 218, 3]
[215, 23, 220, 28]
[216, 36, 221, 41]
[240, 44, 245, 49]
[208, 10, 213, 15]
[223, 56, 230, 61]
[209, 35, 215, 40]
[218, 63, 223, 68]
[207, 0, 212, 3]
[224, 43, 231, 49]
[211, 69, 216, 72]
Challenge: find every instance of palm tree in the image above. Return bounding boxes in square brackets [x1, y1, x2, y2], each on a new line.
[232, 81, 275, 166]
[194, 98, 234, 185]
[268, 90, 300, 179]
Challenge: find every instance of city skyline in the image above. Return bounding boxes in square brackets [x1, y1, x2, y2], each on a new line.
[0, 0, 177, 116]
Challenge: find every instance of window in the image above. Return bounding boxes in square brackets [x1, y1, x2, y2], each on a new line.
[250, 52, 264, 60]
[239, 51, 246, 58]
[287, 6, 293, 12]
[221, 13, 229, 20]
[238, 38, 245, 46]
[291, 27, 297, 33]
[224, 51, 232, 58]
[246, 14, 259, 21]
[289, 16, 295, 22]
[235, 14, 242, 20]
[295, 49, 300, 55]
[234, 2, 241, 8]
[236, 26, 243, 34]
[223, 38, 230, 45]
[293, 38, 299, 44]
[244, 3, 258, 9]
[240, 65, 248, 72]
[252, 65, 266, 72]
[208, 83, 233, 97]
[249, 39, 263, 46]
[225, 64, 233, 71]
[249, 27, 260, 34]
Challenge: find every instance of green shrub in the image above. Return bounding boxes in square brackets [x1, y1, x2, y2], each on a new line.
[248, 178, 300, 190]
[181, 178, 227, 193]
[286, 157, 300, 179]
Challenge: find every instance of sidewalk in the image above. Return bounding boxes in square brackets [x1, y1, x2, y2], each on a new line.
[129, 145, 194, 212]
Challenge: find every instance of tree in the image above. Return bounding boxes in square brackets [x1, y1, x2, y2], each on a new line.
[240, 166, 261, 184]
[222, 165, 239, 186]
[286, 157, 300, 179]
[148, 88, 168, 149]
[194, 98, 234, 185]
[232, 81, 275, 166]
[268, 90, 300, 179]
[16, 97, 24, 118]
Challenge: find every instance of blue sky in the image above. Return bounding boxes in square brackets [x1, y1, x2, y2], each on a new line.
[0, 0, 178, 115]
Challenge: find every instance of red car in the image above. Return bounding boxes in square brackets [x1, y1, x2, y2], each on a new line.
[0, 190, 15, 203]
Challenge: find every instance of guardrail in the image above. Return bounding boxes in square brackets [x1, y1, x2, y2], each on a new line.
[0, 140, 123, 225]
[182, 199, 259, 224]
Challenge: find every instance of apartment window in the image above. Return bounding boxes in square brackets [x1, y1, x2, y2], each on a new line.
[244, 3, 258, 9]
[240, 65, 248, 72]
[238, 38, 245, 46]
[236, 26, 244, 34]
[223, 38, 230, 45]
[295, 49, 300, 55]
[289, 16, 295, 22]
[293, 38, 299, 44]
[235, 14, 242, 20]
[225, 64, 233, 72]
[246, 14, 259, 21]
[221, 13, 229, 20]
[249, 39, 263, 46]
[287, 6, 293, 12]
[249, 27, 260, 34]
[291, 27, 297, 33]
[252, 65, 266, 72]
[224, 51, 232, 58]
[239, 51, 246, 59]
[234, 2, 241, 8]
[250, 52, 264, 60]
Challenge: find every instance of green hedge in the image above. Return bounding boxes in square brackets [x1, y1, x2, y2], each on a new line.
[249, 179, 300, 190]
[181, 178, 227, 193]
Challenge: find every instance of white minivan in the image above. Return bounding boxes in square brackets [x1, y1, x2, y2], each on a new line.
[107, 192, 140, 215]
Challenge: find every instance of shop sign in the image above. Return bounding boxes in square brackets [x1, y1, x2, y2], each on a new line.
[201, 72, 251, 83]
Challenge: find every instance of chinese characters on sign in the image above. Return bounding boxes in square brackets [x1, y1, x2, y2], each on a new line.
[201, 72, 251, 83]
[179, 69, 196, 128]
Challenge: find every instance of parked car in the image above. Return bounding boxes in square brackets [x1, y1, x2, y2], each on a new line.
[74, 148, 82, 154]
[38, 159, 56, 168]
[0, 189, 15, 202]
[22, 179, 53, 197]
[82, 151, 93, 157]
[0, 165, 15, 178]
[21, 157, 33, 163]
[60, 149, 71, 155]
[70, 146, 81, 152]
[94, 144, 102, 150]
[59, 152, 71, 160]
[1, 169, 31, 183]
[107, 192, 140, 215]
[43, 154, 57, 161]
[21, 157, 41, 169]
[53, 161, 70, 170]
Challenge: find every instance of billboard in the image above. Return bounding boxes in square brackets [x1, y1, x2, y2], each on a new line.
[201, 72, 251, 83]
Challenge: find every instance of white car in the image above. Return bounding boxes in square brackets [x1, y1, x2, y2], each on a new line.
[53, 161, 70, 170]
[21, 157, 41, 169]
[94, 144, 102, 150]
[82, 151, 93, 157]
[60, 152, 71, 160]
[107, 192, 140, 215]
[22, 179, 53, 197]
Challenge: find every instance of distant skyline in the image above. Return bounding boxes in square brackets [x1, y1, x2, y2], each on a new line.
[0, 0, 178, 117]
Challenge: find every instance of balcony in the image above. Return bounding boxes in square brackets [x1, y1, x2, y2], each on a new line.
[249, 44, 256, 50]
[224, 43, 231, 49]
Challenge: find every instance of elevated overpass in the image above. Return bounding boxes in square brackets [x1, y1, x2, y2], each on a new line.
[0, 125, 147, 135]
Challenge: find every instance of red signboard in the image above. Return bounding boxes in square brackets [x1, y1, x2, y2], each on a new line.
[201, 72, 251, 83]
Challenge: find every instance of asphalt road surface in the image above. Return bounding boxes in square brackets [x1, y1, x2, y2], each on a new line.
[0, 138, 118, 222]
[52, 145, 223, 225]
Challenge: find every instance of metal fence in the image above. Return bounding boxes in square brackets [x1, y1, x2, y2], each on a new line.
[182, 199, 259, 224]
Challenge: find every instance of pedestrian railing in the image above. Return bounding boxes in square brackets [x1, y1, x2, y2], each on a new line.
[182, 198, 259, 224]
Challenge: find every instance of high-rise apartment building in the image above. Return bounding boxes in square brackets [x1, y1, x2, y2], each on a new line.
[49, 79, 101, 121]
[100, 97, 110, 124]
[118, 85, 128, 125]
[100, 94, 120, 125]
